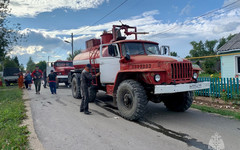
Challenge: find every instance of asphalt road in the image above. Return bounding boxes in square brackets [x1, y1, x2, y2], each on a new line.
[27, 84, 240, 150]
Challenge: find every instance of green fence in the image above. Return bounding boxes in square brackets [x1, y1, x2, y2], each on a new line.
[196, 77, 240, 99]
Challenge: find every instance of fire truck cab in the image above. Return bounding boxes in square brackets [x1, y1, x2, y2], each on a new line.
[47, 60, 75, 88]
[69, 24, 210, 120]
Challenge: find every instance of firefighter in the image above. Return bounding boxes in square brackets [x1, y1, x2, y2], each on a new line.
[31, 66, 43, 94]
[47, 70, 57, 94]
[80, 64, 100, 115]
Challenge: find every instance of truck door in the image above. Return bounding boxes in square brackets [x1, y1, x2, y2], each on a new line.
[98, 44, 120, 83]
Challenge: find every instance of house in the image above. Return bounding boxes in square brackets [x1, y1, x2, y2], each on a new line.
[218, 33, 240, 78]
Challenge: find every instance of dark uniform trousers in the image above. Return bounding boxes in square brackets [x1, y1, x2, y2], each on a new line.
[80, 86, 89, 112]
[80, 70, 96, 112]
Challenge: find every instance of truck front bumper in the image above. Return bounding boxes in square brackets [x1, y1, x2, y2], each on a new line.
[57, 75, 68, 83]
[154, 81, 210, 94]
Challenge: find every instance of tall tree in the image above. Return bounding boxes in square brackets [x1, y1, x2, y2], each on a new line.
[0, 0, 23, 62]
[3, 56, 18, 68]
[13, 56, 20, 66]
[36, 61, 47, 71]
[26, 57, 35, 72]
[217, 34, 235, 50]
[67, 50, 82, 61]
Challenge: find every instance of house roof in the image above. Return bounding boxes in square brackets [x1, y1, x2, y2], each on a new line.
[218, 33, 240, 53]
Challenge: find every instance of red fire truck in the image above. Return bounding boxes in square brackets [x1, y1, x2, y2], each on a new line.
[47, 60, 75, 88]
[69, 24, 210, 120]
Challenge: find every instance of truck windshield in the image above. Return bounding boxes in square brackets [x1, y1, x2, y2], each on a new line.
[121, 42, 160, 56]
[54, 62, 73, 67]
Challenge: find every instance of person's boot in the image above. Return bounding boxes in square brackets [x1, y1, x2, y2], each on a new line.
[84, 111, 91, 115]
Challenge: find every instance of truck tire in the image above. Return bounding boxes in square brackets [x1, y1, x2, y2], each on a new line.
[116, 80, 148, 121]
[89, 86, 97, 102]
[163, 91, 193, 112]
[72, 74, 81, 99]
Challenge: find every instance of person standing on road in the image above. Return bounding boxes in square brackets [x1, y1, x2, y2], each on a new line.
[31, 66, 43, 94]
[43, 69, 47, 88]
[47, 70, 57, 94]
[80, 64, 100, 115]
[18, 72, 24, 89]
[25, 70, 32, 90]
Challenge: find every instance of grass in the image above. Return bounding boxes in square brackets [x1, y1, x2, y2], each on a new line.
[198, 73, 220, 78]
[0, 86, 29, 149]
[191, 104, 240, 120]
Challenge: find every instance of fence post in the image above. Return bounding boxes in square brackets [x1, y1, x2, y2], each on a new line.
[233, 78, 236, 92]
[230, 78, 233, 99]
[227, 78, 229, 98]
[220, 77, 223, 97]
[237, 78, 239, 96]
[218, 78, 220, 97]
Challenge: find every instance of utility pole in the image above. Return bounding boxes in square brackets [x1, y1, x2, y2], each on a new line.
[48, 56, 50, 62]
[71, 33, 73, 61]
[64, 33, 74, 61]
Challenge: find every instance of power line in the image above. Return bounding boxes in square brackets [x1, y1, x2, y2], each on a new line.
[153, 0, 240, 36]
[78, 0, 129, 33]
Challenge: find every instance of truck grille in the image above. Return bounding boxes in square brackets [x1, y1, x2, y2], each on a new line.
[171, 62, 192, 80]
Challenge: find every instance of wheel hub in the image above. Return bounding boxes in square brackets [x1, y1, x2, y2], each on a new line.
[123, 93, 133, 108]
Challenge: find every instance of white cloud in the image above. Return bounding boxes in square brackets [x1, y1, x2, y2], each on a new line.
[9, 0, 107, 17]
[10, 45, 43, 55]
[13, 8, 240, 66]
[180, 4, 193, 16]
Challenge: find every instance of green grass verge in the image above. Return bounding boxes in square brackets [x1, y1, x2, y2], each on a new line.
[198, 73, 220, 78]
[0, 86, 29, 149]
[191, 104, 240, 120]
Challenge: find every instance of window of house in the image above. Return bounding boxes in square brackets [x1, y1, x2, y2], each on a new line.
[237, 57, 240, 73]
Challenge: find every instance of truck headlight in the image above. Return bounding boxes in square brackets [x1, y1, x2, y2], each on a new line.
[193, 73, 198, 79]
[154, 74, 161, 82]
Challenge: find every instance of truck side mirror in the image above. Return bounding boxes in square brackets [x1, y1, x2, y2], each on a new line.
[125, 54, 130, 61]
[108, 45, 115, 56]
[163, 47, 167, 55]
[51, 63, 54, 67]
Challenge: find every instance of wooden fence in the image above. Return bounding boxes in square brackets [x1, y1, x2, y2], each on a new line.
[195, 77, 240, 99]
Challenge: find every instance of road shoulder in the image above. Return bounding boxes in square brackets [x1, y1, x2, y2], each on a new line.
[22, 90, 44, 150]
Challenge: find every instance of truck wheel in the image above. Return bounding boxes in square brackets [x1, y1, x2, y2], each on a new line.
[72, 74, 81, 99]
[163, 91, 193, 112]
[116, 80, 148, 121]
[89, 86, 97, 102]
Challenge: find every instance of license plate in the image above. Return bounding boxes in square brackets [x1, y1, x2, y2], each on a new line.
[189, 83, 202, 89]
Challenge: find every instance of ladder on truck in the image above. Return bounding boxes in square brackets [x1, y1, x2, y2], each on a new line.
[89, 47, 99, 86]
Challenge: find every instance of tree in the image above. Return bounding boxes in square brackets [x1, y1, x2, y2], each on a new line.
[36, 61, 47, 71]
[170, 51, 178, 57]
[13, 56, 20, 66]
[217, 34, 235, 50]
[188, 34, 235, 74]
[67, 50, 82, 61]
[26, 57, 35, 72]
[3, 56, 18, 68]
[0, 0, 23, 62]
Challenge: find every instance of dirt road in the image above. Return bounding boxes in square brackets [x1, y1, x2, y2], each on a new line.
[27, 84, 240, 150]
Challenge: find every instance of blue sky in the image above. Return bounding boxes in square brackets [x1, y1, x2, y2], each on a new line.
[7, 0, 240, 66]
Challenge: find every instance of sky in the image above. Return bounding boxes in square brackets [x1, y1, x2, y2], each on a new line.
[6, 0, 240, 66]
